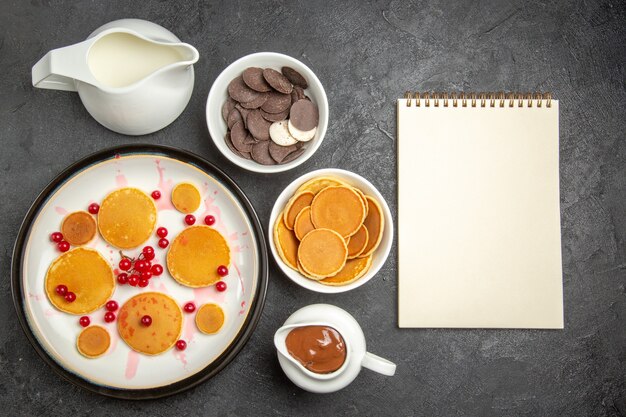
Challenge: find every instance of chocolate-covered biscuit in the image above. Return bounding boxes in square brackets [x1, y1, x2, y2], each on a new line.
[222, 97, 236, 122]
[228, 75, 264, 103]
[269, 141, 298, 163]
[261, 107, 289, 122]
[262, 68, 293, 94]
[261, 91, 291, 113]
[227, 108, 243, 129]
[281, 66, 308, 88]
[251, 141, 275, 165]
[243, 67, 272, 92]
[290, 99, 319, 131]
[247, 109, 271, 141]
[231, 121, 253, 153]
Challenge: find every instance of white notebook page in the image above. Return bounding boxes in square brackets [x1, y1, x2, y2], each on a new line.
[397, 98, 563, 328]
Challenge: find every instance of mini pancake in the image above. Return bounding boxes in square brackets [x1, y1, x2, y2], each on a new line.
[167, 226, 230, 287]
[296, 176, 349, 195]
[195, 303, 225, 334]
[320, 255, 372, 286]
[98, 187, 157, 249]
[117, 292, 183, 355]
[61, 211, 97, 246]
[297, 260, 319, 280]
[352, 187, 369, 217]
[310, 186, 366, 238]
[359, 196, 385, 257]
[76, 325, 110, 358]
[45, 247, 114, 314]
[294, 206, 315, 240]
[283, 191, 314, 230]
[347, 224, 369, 259]
[273, 214, 299, 271]
[298, 228, 347, 279]
[171, 182, 201, 214]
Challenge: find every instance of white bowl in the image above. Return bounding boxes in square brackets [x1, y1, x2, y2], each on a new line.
[269, 169, 394, 293]
[206, 52, 328, 173]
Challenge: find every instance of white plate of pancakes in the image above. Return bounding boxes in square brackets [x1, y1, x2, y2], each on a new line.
[11, 145, 268, 399]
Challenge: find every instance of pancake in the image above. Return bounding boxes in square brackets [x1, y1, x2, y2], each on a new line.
[167, 226, 230, 287]
[61, 211, 96, 246]
[352, 187, 369, 217]
[195, 303, 225, 334]
[310, 186, 366, 238]
[359, 196, 385, 257]
[171, 182, 201, 214]
[297, 260, 319, 280]
[320, 255, 372, 286]
[273, 214, 299, 271]
[297, 228, 347, 279]
[45, 247, 115, 314]
[293, 206, 315, 241]
[295, 176, 349, 195]
[283, 191, 314, 230]
[117, 292, 183, 355]
[76, 325, 110, 358]
[347, 224, 369, 259]
[98, 187, 157, 249]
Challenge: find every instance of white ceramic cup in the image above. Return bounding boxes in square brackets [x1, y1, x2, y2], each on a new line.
[206, 52, 328, 173]
[269, 168, 394, 293]
[275, 304, 396, 394]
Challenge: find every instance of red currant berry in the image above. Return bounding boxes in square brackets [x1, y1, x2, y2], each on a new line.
[156, 227, 168, 238]
[184, 214, 196, 225]
[119, 258, 132, 271]
[151, 190, 161, 200]
[50, 232, 64, 243]
[151, 264, 164, 276]
[138, 278, 149, 288]
[79, 316, 90, 327]
[135, 260, 147, 272]
[88, 203, 100, 214]
[183, 302, 196, 313]
[143, 246, 155, 256]
[176, 340, 187, 351]
[105, 300, 118, 312]
[143, 251, 155, 261]
[141, 271, 152, 280]
[204, 215, 216, 226]
[144, 260, 152, 269]
[55, 284, 68, 296]
[104, 312, 116, 323]
[128, 274, 139, 286]
[158, 238, 169, 248]
[215, 281, 227, 292]
[141, 315, 152, 326]
[217, 265, 229, 277]
[65, 292, 76, 302]
[117, 273, 128, 285]
[58, 241, 70, 252]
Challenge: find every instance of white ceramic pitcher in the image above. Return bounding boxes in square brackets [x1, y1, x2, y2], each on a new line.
[32, 19, 199, 135]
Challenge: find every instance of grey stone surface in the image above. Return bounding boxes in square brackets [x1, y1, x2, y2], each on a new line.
[1, 0, 625, 415]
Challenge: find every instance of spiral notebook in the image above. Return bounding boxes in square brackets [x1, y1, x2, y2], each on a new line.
[398, 93, 563, 328]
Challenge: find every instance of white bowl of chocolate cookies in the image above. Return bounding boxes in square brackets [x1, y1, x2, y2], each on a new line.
[206, 52, 328, 173]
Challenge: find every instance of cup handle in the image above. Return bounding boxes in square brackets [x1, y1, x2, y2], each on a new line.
[361, 352, 396, 376]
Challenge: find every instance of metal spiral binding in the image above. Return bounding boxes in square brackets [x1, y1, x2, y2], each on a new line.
[403, 92, 552, 108]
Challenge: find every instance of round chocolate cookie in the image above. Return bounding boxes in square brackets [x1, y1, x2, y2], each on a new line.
[290, 99, 319, 131]
[281, 66, 308, 88]
[251, 140, 276, 165]
[242, 67, 273, 92]
[261, 91, 292, 113]
[228, 75, 264, 103]
[262, 68, 293, 94]
[247, 109, 271, 141]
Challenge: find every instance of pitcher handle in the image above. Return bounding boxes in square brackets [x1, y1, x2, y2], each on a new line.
[32, 40, 97, 92]
[361, 352, 396, 376]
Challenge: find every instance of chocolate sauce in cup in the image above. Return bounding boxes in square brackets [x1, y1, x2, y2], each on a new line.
[285, 326, 346, 374]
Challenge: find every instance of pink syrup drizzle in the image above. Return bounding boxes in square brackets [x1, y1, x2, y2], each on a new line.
[115, 171, 128, 188]
[28, 292, 44, 301]
[54, 206, 68, 216]
[240, 300, 246, 315]
[173, 350, 188, 367]
[125, 351, 140, 379]
[45, 309, 57, 317]
[154, 159, 175, 211]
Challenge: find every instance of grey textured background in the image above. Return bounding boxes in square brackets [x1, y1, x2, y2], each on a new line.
[1, 0, 625, 416]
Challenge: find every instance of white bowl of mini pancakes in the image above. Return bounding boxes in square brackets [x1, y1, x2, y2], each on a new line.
[269, 169, 393, 293]
[206, 52, 328, 173]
